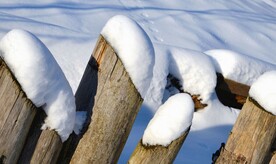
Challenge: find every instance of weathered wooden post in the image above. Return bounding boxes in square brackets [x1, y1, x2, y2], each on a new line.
[18, 110, 63, 164]
[215, 97, 276, 164]
[128, 128, 190, 164]
[29, 130, 62, 164]
[69, 35, 143, 163]
[1, 29, 71, 164]
[129, 93, 194, 164]
[0, 59, 37, 163]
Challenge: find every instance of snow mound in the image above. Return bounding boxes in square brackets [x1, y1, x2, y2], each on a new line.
[169, 48, 217, 104]
[206, 49, 276, 86]
[249, 71, 276, 115]
[0, 29, 76, 142]
[143, 45, 170, 112]
[142, 93, 194, 146]
[101, 15, 155, 98]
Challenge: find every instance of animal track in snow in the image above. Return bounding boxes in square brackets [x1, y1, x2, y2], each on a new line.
[149, 27, 159, 33]
[141, 12, 149, 18]
[147, 20, 155, 25]
[120, 0, 164, 43]
[154, 36, 164, 42]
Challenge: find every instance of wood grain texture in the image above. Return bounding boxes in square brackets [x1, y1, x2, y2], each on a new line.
[29, 129, 63, 164]
[215, 98, 276, 164]
[0, 59, 37, 163]
[128, 128, 190, 164]
[70, 35, 143, 164]
[18, 108, 63, 164]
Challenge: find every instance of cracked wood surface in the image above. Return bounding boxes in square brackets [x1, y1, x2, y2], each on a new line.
[0, 59, 37, 163]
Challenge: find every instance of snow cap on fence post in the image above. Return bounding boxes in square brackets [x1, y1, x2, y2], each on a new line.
[0, 29, 79, 142]
[169, 48, 217, 104]
[249, 70, 276, 115]
[101, 15, 155, 98]
[142, 93, 194, 146]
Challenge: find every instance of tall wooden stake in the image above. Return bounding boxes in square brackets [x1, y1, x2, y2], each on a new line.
[70, 35, 143, 164]
[0, 59, 37, 163]
[215, 98, 276, 164]
[18, 111, 63, 164]
[128, 128, 190, 164]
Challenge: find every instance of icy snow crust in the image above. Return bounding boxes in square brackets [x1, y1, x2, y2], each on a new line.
[249, 71, 276, 115]
[0, 29, 76, 142]
[101, 15, 154, 98]
[142, 93, 194, 146]
[206, 49, 276, 86]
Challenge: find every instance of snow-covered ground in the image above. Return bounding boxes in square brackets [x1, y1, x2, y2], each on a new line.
[0, 0, 276, 163]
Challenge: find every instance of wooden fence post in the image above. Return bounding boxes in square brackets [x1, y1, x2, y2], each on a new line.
[69, 35, 143, 163]
[128, 128, 190, 164]
[215, 97, 276, 164]
[29, 130, 62, 163]
[18, 110, 62, 164]
[0, 59, 37, 163]
[0, 59, 62, 164]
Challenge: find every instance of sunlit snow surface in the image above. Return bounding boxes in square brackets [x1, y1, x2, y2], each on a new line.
[142, 93, 194, 146]
[169, 48, 217, 104]
[0, 0, 276, 163]
[101, 15, 154, 98]
[206, 49, 276, 86]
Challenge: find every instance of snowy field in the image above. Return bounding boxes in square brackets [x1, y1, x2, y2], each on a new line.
[0, 0, 276, 163]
